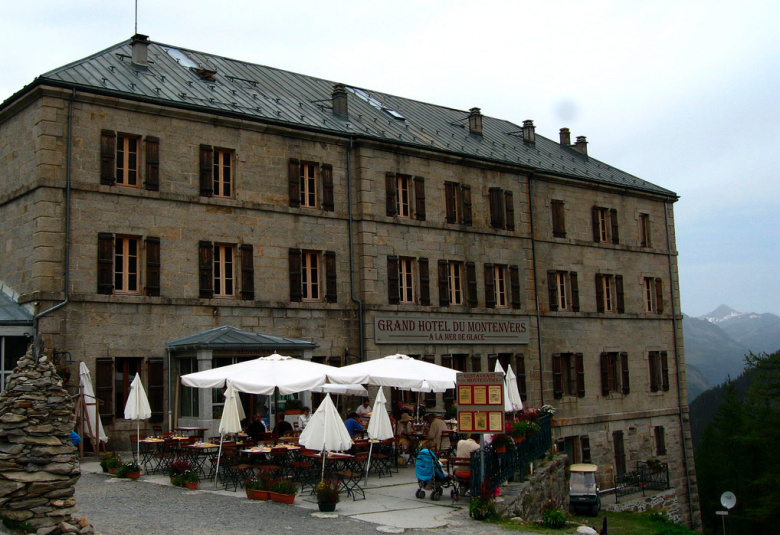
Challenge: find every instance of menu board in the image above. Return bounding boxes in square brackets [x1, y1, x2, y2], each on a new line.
[456, 372, 505, 434]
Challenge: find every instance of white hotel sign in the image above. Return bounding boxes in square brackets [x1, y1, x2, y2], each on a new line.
[374, 316, 529, 345]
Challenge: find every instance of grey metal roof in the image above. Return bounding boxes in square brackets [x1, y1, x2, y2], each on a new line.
[166, 325, 318, 352]
[16, 36, 675, 198]
[0, 293, 33, 326]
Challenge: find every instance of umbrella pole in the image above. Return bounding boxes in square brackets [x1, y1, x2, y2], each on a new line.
[364, 441, 373, 485]
[321, 449, 327, 480]
[215, 435, 224, 488]
[136, 419, 141, 464]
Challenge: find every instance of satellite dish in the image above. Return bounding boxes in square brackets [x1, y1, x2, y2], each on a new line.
[721, 491, 736, 510]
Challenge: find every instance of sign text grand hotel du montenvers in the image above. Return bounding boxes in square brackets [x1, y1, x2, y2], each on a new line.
[374, 316, 529, 345]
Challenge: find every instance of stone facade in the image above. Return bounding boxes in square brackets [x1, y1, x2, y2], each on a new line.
[0, 38, 699, 529]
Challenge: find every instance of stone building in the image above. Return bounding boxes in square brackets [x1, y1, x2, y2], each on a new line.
[0, 35, 698, 526]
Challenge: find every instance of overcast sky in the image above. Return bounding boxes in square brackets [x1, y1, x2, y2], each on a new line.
[2, 1, 778, 317]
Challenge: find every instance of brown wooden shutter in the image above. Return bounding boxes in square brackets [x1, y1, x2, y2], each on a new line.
[288, 158, 301, 208]
[570, 272, 580, 312]
[321, 164, 334, 212]
[144, 236, 160, 296]
[547, 271, 559, 311]
[621, 352, 630, 394]
[100, 130, 116, 185]
[613, 430, 626, 476]
[552, 200, 566, 238]
[484, 264, 496, 308]
[610, 208, 620, 244]
[552, 353, 563, 399]
[444, 182, 457, 223]
[148, 358, 164, 424]
[595, 274, 605, 312]
[462, 185, 472, 225]
[199, 145, 214, 197]
[466, 262, 477, 307]
[592, 206, 601, 242]
[655, 278, 664, 314]
[198, 241, 214, 298]
[239, 244, 254, 300]
[386, 172, 397, 216]
[515, 354, 527, 401]
[661, 351, 670, 391]
[487, 354, 498, 371]
[580, 436, 592, 463]
[655, 426, 667, 455]
[289, 248, 302, 302]
[471, 355, 482, 373]
[97, 233, 114, 294]
[510, 265, 521, 309]
[649, 353, 659, 392]
[325, 251, 337, 303]
[387, 256, 400, 305]
[438, 260, 449, 306]
[576, 352, 585, 397]
[489, 187, 504, 229]
[419, 258, 430, 306]
[616, 275, 625, 313]
[413, 176, 426, 221]
[504, 191, 515, 231]
[95, 358, 114, 424]
[600, 352, 610, 396]
[144, 136, 160, 191]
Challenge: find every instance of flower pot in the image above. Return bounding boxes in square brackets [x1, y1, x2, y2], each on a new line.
[513, 436, 525, 443]
[245, 489, 269, 500]
[185, 481, 199, 490]
[317, 501, 337, 512]
[495, 445, 506, 454]
[269, 491, 295, 504]
[108, 468, 118, 475]
[127, 471, 141, 480]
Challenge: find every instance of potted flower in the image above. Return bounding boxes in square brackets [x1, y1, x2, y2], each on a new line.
[491, 434, 512, 454]
[184, 469, 200, 490]
[55, 363, 71, 384]
[116, 460, 142, 479]
[469, 495, 496, 521]
[269, 478, 297, 504]
[315, 479, 340, 512]
[646, 458, 664, 472]
[100, 452, 122, 474]
[167, 458, 192, 487]
[245, 471, 271, 500]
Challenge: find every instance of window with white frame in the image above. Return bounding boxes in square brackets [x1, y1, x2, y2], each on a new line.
[448, 261, 464, 306]
[299, 162, 318, 208]
[301, 250, 320, 301]
[548, 270, 580, 312]
[212, 148, 233, 198]
[213, 244, 235, 297]
[116, 134, 140, 187]
[399, 257, 415, 303]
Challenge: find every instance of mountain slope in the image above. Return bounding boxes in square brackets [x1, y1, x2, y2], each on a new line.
[682, 314, 748, 386]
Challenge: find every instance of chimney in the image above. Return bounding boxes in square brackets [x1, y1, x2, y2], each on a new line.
[573, 136, 588, 156]
[522, 119, 535, 144]
[332, 84, 348, 118]
[468, 107, 483, 136]
[559, 127, 571, 146]
[131, 34, 150, 68]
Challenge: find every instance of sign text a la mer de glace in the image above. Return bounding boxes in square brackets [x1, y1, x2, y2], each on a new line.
[374, 316, 529, 345]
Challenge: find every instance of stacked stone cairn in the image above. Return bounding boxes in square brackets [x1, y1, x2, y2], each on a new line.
[0, 347, 94, 534]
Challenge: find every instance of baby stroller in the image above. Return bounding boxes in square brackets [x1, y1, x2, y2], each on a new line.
[414, 446, 451, 500]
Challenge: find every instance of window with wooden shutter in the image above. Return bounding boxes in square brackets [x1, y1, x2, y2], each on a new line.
[437, 260, 449, 307]
[595, 274, 605, 312]
[95, 358, 114, 425]
[288, 158, 301, 208]
[299, 162, 318, 209]
[239, 244, 254, 300]
[199, 145, 214, 197]
[419, 258, 430, 306]
[592, 206, 604, 242]
[654, 426, 666, 455]
[97, 233, 114, 294]
[576, 352, 585, 397]
[321, 164, 334, 212]
[444, 182, 457, 223]
[610, 208, 620, 244]
[212, 148, 233, 199]
[413, 176, 426, 221]
[100, 130, 116, 185]
[600, 352, 610, 396]
[144, 136, 159, 191]
[551, 200, 566, 238]
[613, 430, 626, 476]
[466, 262, 477, 307]
[462, 185, 472, 225]
[484, 264, 496, 308]
[386, 172, 397, 216]
[114, 358, 142, 419]
[504, 191, 515, 231]
[570, 272, 580, 311]
[325, 251, 337, 303]
[581, 435, 592, 463]
[640, 213, 652, 247]
[655, 278, 664, 314]
[616, 275, 625, 313]
[288, 248, 303, 302]
[649, 351, 660, 392]
[144, 236, 160, 296]
[471, 355, 482, 373]
[198, 241, 214, 298]
[489, 187, 504, 229]
[387, 256, 400, 305]
[547, 271, 559, 311]
[116, 135, 140, 187]
[661, 351, 670, 391]
[621, 352, 630, 394]
[510, 265, 521, 309]
[148, 358, 164, 424]
[515, 354, 527, 401]
[552, 353, 563, 399]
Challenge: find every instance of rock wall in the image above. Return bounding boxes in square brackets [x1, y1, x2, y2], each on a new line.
[496, 455, 569, 522]
[0, 348, 91, 534]
[607, 488, 682, 524]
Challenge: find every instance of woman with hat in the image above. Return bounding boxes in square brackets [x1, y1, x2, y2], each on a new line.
[395, 413, 414, 455]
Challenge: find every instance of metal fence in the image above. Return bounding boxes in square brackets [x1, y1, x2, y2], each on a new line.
[615, 460, 670, 501]
[470, 413, 553, 497]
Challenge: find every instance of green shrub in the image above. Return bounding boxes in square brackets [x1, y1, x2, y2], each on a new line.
[542, 507, 566, 528]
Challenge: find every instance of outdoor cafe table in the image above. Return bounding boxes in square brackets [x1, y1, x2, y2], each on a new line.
[138, 438, 164, 473]
[175, 426, 208, 437]
[181, 442, 220, 479]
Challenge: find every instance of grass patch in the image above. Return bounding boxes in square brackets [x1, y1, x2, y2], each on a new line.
[492, 510, 696, 534]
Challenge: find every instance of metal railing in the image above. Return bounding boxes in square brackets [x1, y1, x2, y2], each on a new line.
[470, 413, 552, 497]
[615, 460, 670, 501]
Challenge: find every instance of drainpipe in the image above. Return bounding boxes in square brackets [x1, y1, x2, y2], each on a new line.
[527, 173, 545, 405]
[346, 137, 365, 361]
[664, 200, 696, 527]
[33, 88, 75, 332]
[167, 348, 172, 432]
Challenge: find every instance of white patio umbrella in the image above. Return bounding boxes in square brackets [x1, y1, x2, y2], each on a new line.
[124, 373, 152, 463]
[298, 393, 352, 479]
[329, 354, 460, 391]
[505, 365, 523, 412]
[214, 383, 243, 487]
[494, 361, 514, 413]
[364, 388, 394, 483]
[310, 383, 368, 396]
[78, 362, 108, 446]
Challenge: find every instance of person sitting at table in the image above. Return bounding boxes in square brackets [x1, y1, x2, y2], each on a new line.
[392, 400, 413, 421]
[275, 412, 294, 437]
[344, 411, 365, 437]
[246, 412, 267, 442]
[455, 434, 480, 471]
[395, 413, 414, 452]
[425, 413, 449, 453]
[298, 406, 311, 430]
[355, 399, 372, 416]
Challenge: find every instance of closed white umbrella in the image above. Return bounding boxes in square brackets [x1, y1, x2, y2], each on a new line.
[78, 362, 108, 444]
[365, 388, 394, 483]
[505, 365, 523, 412]
[124, 374, 152, 464]
[214, 383, 243, 487]
[494, 361, 514, 413]
[298, 394, 352, 479]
